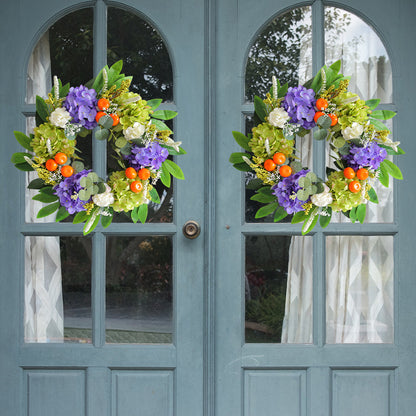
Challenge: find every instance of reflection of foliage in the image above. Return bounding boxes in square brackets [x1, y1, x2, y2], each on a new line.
[245, 7, 353, 100]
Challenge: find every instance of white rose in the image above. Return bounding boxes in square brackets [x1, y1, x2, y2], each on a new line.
[268, 107, 290, 128]
[311, 184, 333, 207]
[123, 122, 146, 140]
[49, 107, 71, 128]
[341, 122, 364, 140]
[92, 184, 115, 207]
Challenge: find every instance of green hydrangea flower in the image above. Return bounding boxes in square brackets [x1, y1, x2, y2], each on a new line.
[116, 93, 151, 130]
[249, 123, 294, 161]
[327, 171, 366, 212]
[332, 92, 370, 130]
[108, 171, 148, 212]
[31, 122, 76, 163]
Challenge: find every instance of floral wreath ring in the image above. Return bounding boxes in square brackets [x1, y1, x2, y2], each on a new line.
[12, 61, 185, 234]
[230, 60, 404, 234]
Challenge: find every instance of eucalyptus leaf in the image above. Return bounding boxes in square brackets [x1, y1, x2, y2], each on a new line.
[80, 177, 91, 188]
[298, 177, 306, 187]
[78, 189, 91, 201]
[115, 137, 128, 148]
[314, 129, 328, 141]
[91, 184, 99, 194]
[98, 114, 114, 129]
[310, 185, 317, 194]
[95, 128, 110, 141]
[297, 189, 309, 201]
[290, 161, 303, 173]
[317, 114, 332, 129]
[333, 137, 346, 148]
[97, 182, 107, 194]
[120, 143, 132, 155]
[315, 182, 324, 194]
[72, 161, 85, 173]
[87, 172, 99, 182]
[306, 172, 317, 182]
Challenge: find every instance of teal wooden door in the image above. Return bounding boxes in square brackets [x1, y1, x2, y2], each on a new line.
[1, 1, 415, 416]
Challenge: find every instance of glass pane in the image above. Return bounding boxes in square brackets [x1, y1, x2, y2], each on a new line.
[326, 235, 394, 343]
[107, 7, 173, 102]
[25, 236, 92, 343]
[106, 236, 173, 344]
[26, 8, 93, 103]
[245, 235, 312, 343]
[325, 7, 392, 102]
[245, 6, 312, 101]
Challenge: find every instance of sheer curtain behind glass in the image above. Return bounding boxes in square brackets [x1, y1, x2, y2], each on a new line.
[25, 32, 64, 342]
[281, 7, 394, 343]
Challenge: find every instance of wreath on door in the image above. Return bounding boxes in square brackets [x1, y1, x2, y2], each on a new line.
[230, 61, 404, 233]
[12, 61, 185, 234]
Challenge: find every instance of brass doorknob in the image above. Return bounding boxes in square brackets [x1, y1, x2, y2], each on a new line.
[182, 220, 201, 239]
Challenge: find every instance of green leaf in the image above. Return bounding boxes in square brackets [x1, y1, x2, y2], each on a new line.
[163, 159, 185, 180]
[274, 206, 288, 222]
[11, 152, 32, 164]
[14, 131, 33, 151]
[39, 186, 56, 196]
[367, 187, 379, 203]
[291, 211, 308, 224]
[72, 161, 85, 173]
[56, 206, 70, 222]
[319, 209, 332, 228]
[258, 186, 273, 196]
[349, 207, 357, 223]
[302, 210, 319, 235]
[160, 162, 171, 187]
[254, 202, 278, 219]
[73, 211, 88, 224]
[32, 193, 58, 203]
[131, 206, 139, 223]
[370, 110, 396, 120]
[161, 145, 187, 156]
[378, 164, 389, 187]
[333, 137, 346, 148]
[369, 118, 389, 131]
[314, 129, 328, 141]
[28, 178, 45, 189]
[109, 59, 123, 75]
[98, 114, 114, 129]
[232, 131, 251, 152]
[254, 95, 267, 122]
[356, 203, 367, 224]
[250, 193, 276, 203]
[151, 110, 177, 120]
[14, 162, 34, 171]
[36, 95, 49, 122]
[115, 137, 128, 148]
[147, 99, 163, 111]
[83, 211, 100, 235]
[277, 82, 288, 98]
[379, 144, 405, 155]
[138, 204, 148, 224]
[317, 114, 332, 129]
[329, 60, 341, 73]
[233, 162, 252, 172]
[151, 118, 172, 132]
[78, 189, 91, 201]
[246, 178, 263, 190]
[101, 212, 113, 228]
[95, 128, 110, 141]
[229, 152, 249, 164]
[37, 202, 60, 218]
[149, 187, 161, 204]
[382, 159, 403, 180]
[365, 99, 380, 110]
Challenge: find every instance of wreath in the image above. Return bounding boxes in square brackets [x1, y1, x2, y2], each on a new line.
[230, 61, 404, 234]
[12, 61, 185, 234]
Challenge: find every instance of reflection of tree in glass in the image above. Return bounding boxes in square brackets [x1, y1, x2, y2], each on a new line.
[245, 7, 353, 101]
[107, 7, 173, 101]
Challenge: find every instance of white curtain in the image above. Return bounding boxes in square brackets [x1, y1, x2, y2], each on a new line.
[281, 10, 394, 344]
[24, 32, 64, 342]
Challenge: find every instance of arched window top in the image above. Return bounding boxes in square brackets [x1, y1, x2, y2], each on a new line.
[244, 5, 392, 103]
[26, 6, 173, 104]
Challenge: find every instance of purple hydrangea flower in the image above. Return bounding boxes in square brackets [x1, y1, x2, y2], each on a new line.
[54, 170, 92, 214]
[283, 86, 316, 130]
[64, 85, 98, 130]
[342, 142, 387, 170]
[272, 169, 310, 214]
[125, 143, 169, 170]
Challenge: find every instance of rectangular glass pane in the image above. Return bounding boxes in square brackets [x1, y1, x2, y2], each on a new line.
[326, 235, 394, 343]
[245, 235, 313, 343]
[106, 236, 173, 344]
[25, 236, 92, 343]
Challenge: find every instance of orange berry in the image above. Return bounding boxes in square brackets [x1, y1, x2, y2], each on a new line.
[110, 113, 120, 126]
[95, 111, 106, 123]
[356, 168, 369, 180]
[315, 98, 329, 111]
[61, 165, 74, 178]
[348, 180, 361, 193]
[130, 180, 143, 193]
[329, 113, 338, 126]
[279, 165, 292, 177]
[97, 98, 110, 111]
[138, 168, 151, 180]
[343, 167, 356, 179]
[273, 152, 286, 165]
[54, 152, 68, 165]
[264, 159, 277, 172]
[125, 167, 137, 179]
[45, 159, 58, 172]
[314, 111, 325, 123]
